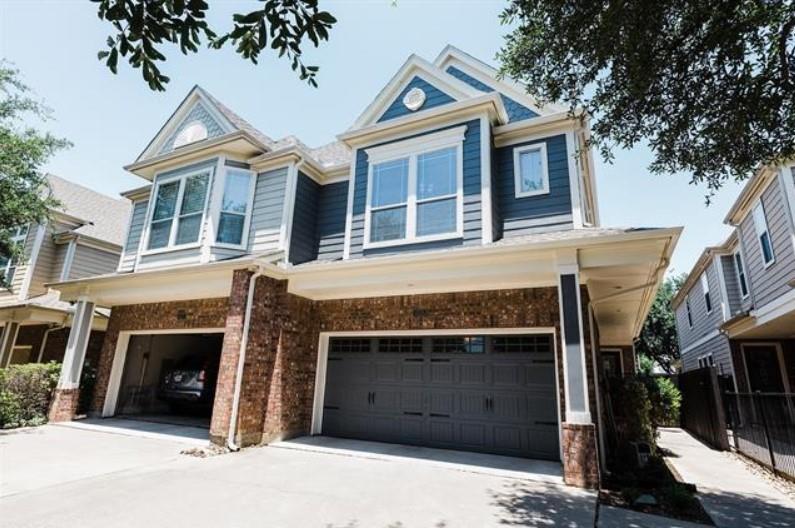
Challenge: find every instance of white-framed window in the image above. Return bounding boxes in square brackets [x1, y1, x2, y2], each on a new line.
[752, 201, 775, 266]
[0, 225, 29, 284]
[685, 296, 693, 328]
[363, 126, 465, 249]
[145, 167, 212, 252]
[215, 168, 255, 247]
[701, 273, 712, 314]
[513, 143, 549, 198]
[733, 251, 749, 298]
[697, 354, 715, 369]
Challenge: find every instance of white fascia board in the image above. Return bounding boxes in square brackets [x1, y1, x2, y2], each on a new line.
[339, 95, 506, 148]
[349, 54, 482, 131]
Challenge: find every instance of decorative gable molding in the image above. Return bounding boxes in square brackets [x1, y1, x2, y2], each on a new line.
[137, 86, 237, 163]
[349, 54, 481, 131]
[433, 45, 566, 117]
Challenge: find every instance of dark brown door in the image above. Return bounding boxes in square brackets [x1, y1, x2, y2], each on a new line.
[744, 345, 785, 392]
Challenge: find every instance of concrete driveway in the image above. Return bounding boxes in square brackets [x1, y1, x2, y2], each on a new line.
[0, 421, 597, 527]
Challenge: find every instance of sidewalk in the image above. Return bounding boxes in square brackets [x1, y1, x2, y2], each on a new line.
[658, 427, 795, 528]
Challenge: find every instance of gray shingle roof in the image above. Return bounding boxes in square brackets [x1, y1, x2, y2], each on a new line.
[47, 174, 131, 247]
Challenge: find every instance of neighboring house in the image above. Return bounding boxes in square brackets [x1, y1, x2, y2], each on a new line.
[672, 162, 795, 394]
[49, 46, 680, 489]
[0, 175, 130, 369]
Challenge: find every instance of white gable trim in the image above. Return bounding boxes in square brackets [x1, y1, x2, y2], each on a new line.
[349, 54, 481, 131]
[434, 45, 566, 117]
[137, 87, 236, 162]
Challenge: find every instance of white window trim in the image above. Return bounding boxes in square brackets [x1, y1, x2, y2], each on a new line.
[212, 167, 257, 250]
[513, 142, 550, 198]
[141, 165, 214, 256]
[362, 126, 466, 250]
[701, 273, 712, 314]
[752, 200, 775, 268]
[685, 295, 693, 328]
[1, 225, 29, 281]
[733, 250, 750, 299]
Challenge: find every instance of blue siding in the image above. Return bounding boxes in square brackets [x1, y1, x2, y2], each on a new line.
[289, 172, 320, 264]
[495, 135, 573, 237]
[316, 180, 348, 261]
[349, 119, 482, 258]
[377, 76, 456, 123]
[445, 66, 538, 122]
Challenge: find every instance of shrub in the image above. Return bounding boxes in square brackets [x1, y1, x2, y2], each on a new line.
[644, 375, 681, 427]
[0, 362, 61, 428]
[609, 376, 655, 449]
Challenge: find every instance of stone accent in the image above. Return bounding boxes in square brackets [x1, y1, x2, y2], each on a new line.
[561, 422, 599, 488]
[48, 388, 80, 422]
[91, 298, 229, 414]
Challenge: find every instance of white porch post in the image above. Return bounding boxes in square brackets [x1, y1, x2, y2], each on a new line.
[49, 299, 95, 422]
[0, 321, 20, 367]
[556, 250, 599, 488]
[557, 252, 591, 424]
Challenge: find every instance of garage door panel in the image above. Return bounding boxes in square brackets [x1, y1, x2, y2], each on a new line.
[322, 335, 559, 460]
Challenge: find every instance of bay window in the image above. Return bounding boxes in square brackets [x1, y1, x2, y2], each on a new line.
[734, 251, 749, 298]
[147, 168, 211, 251]
[365, 126, 464, 248]
[216, 168, 254, 246]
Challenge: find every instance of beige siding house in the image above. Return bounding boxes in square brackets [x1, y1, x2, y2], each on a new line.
[0, 175, 130, 367]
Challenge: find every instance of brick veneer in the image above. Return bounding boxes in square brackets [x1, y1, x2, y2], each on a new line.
[84, 274, 602, 488]
[90, 298, 229, 415]
[561, 423, 599, 488]
[48, 388, 80, 422]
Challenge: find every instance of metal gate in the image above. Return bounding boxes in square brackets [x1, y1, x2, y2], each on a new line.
[321, 334, 559, 459]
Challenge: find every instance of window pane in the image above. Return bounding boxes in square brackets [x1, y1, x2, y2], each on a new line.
[176, 214, 202, 245]
[180, 173, 209, 215]
[519, 149, 545, 193]
[371, 206, 406, 242]
[148, 219, 172, 249]
[217, 213, 245, 245]
[417, 147, 456, 199]
[222, 171, 250, 214]
[761, 233, 774, 263]
[372, 159, 408, 207]
[417, 197, 456, 236]
[152, 181, 179, 221]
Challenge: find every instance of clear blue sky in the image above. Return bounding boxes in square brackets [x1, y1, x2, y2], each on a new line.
[0, 0, 744, 276]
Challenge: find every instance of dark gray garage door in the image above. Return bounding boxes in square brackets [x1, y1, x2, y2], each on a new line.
[321, 334, 559, 460]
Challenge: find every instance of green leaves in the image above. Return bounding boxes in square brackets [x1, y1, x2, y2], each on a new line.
[0, 62, 67, 288]
[499, 0, 795, 193]
[93, 0, 337, 91]
[633, 274, 687, 374]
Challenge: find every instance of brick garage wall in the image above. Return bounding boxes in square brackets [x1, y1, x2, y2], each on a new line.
[91, 298, 229, 414]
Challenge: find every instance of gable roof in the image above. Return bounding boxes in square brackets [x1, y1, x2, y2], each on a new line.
[47, 174, 131, 247]
[349, 54, 482, 131]
[434, 45, 567, 116]
[136, 85, 274, 163]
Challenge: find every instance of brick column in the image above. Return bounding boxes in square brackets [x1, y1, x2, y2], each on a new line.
[209, 270, 318, 447]
[557, 251, 600, 488]
[48, 300, 94, 422]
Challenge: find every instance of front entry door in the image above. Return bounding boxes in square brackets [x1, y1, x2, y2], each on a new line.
[744, 345, 785, 392]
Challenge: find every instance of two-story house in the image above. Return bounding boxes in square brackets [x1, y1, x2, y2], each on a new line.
[49, 46, 680, 489]
[0, 175, 129, 367]
[673, 162, 795, 394]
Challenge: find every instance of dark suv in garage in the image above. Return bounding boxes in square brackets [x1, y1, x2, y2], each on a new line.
[158, 352, 220, 409]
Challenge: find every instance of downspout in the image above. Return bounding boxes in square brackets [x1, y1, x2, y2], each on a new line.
[36, 324, 65, 363]
[226, 266, 265, 451]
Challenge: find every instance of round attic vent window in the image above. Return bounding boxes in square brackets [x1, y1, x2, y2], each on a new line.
[402, 87, 426, 111]
[173, 120, 208, 148]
